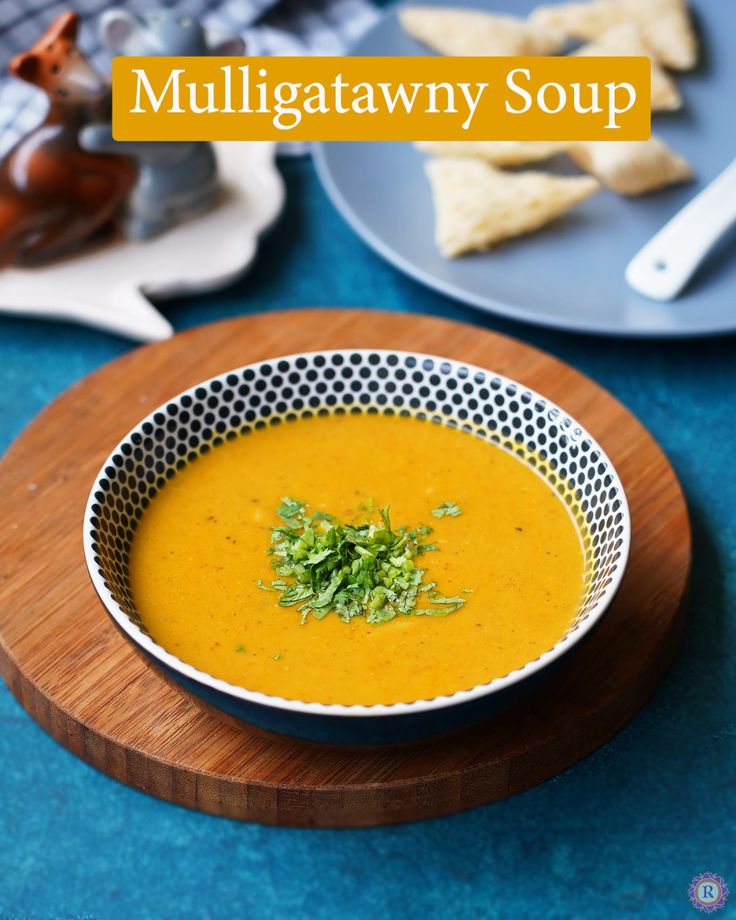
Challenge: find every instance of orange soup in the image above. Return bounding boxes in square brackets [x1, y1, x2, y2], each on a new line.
[129, 413, 585, 705]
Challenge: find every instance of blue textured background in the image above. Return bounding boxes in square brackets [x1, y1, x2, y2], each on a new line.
[0, 156, 733, 919]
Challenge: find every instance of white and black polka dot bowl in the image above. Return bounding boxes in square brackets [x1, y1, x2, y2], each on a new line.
[84, 350, 630, 745]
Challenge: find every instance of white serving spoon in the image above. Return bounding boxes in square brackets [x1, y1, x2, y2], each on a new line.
[626, 158, 736, 301]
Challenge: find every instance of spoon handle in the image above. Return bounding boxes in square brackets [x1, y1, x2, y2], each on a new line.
[625, 158, 736, 301]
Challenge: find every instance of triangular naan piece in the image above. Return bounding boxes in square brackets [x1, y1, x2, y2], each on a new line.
[426, 158, 599, 256]
[569, 136, 693, 195]
[416, 140, 571, 166]
[400, 6, 564, 56]
[575, 24, 682, 111]
[530, 0, 697, 70]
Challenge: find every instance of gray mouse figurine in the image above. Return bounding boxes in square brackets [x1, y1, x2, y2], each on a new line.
[80, 10, 244, 240]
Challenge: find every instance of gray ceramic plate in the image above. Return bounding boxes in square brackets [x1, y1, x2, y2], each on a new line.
[313, 0, 736, 337]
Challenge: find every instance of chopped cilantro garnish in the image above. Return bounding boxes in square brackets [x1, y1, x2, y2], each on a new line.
[431, 501, 462, 518]
[261, 498, 469, 625]
[274, 651, 283, 661]
[276, 497, 307, 521]
[426, 593, 467, 614]
[235, 644, 247, 653]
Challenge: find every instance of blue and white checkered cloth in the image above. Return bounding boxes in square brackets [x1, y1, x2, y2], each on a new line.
[0, 0, 380, 155]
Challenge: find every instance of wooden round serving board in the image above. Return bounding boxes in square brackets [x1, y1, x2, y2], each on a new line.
[0, 310, 690, 827]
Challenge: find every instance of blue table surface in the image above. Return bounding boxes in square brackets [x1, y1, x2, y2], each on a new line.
[0, 156, 733, 920]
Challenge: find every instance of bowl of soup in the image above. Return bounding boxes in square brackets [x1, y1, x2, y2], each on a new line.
[84, 350, 630, 744]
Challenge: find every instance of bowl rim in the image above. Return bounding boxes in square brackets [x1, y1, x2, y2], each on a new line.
[83, 348, 631, 719]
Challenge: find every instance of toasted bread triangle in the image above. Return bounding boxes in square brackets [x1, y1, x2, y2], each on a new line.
[400, 6, 565, 56]
[530, 0, 697, 70]
[575, 23, 682, 110]
[426, 158, 600, 257]
[569, 136, 693, 195]
[416, 140, 571, 166]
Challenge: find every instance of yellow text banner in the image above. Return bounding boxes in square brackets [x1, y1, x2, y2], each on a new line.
[112, 55, 651, 142]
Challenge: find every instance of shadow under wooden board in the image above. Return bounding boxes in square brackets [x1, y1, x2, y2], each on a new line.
[0, 310, 691, 828]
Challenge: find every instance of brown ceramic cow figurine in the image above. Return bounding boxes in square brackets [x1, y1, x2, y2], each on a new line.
[0, 12, 135, 266]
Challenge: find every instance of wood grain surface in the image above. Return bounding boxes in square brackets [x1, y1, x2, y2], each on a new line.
[0, 310, 691, 827]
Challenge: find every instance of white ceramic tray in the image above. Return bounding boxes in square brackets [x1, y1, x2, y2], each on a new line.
[0, 141, 284, 342]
